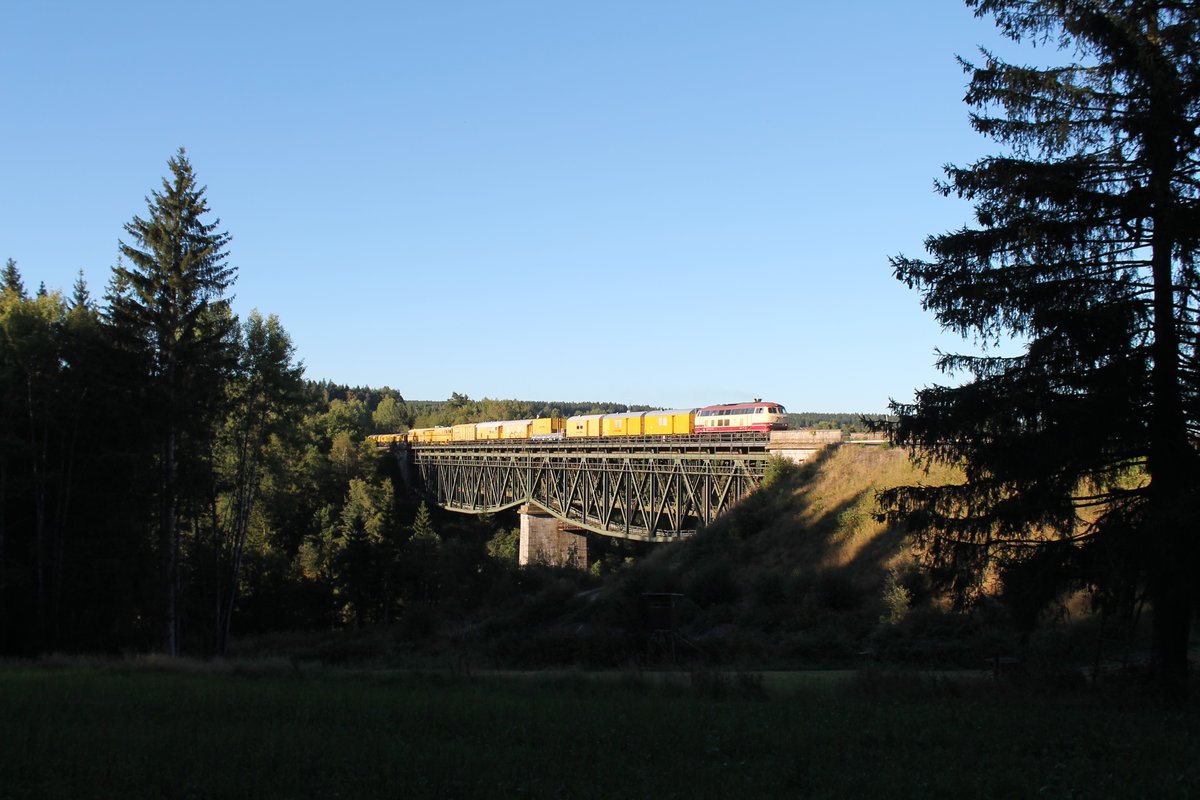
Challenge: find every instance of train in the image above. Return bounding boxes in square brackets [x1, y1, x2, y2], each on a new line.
[371, 400, 789, 446]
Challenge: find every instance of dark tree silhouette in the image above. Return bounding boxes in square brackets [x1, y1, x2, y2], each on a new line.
[883, 0, 1200, 690]
[108, 149, 237, 655]
[2, 259, 26, 298]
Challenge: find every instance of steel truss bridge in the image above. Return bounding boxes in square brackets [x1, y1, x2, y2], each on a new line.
[395, 434, 774, 542]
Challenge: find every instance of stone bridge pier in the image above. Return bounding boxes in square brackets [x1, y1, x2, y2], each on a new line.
[518, 505, 588, 569]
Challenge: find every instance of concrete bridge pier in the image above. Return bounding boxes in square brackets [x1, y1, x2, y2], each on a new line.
[766, 429, 844, 464]
[518, 505, 588, 569]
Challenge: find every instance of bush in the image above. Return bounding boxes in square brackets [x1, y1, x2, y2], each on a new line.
[485, 527, 520, 564]
[761, 455, 800, 490]
[879, 568, 912, 626]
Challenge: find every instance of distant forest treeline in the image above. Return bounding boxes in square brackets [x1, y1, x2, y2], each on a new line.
[785, 413, 890, 432]
[311, 383, 654, 431]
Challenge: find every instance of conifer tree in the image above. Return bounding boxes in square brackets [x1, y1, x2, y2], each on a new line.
[408, 501, 441, 604]
[107, 148, 237, 655]
[2, 259, 25, 298]
[884, 0, 1200, 690]
[70, 270, 91, 311]
[411, 501, 438, 544]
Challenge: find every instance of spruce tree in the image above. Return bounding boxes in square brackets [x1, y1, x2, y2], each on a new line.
[70, 270, 91, 311]
[884, 0, 1200, 690]
[2, 259, 25, 298]
[107, 148, 237, 655]
[408, 501, 441, 604]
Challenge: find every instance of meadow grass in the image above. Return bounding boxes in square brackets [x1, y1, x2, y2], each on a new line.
[1, 661, 1197, 799]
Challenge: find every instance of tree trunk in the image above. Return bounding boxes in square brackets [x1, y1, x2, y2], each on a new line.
[1149, 557, 1191, 692]
[1143, 73, 1194, 693]
[163, 427, 178, 657]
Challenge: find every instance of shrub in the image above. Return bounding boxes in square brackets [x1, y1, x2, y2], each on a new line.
[485, 527, 520, 564]
[761, 455, 800, 490]
[879, 568, 912, 626]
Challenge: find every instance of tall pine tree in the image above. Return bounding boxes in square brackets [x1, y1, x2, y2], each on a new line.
[884, 0, 1200, 690]
[2, 259, 25, 298]
[108, 148, 237, 655]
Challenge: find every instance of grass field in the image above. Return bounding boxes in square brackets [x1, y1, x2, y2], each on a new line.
[1, 662, 1197, 799]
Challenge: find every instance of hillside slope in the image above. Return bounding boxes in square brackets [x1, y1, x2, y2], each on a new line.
[471, 444, 994, 667]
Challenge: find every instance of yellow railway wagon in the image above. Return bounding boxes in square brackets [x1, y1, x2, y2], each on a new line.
[476, 421, 503, 440]
[643, 409, 695, 435]
[566, 415, 603, 437]
[451, 423, 477, 442]
[429, 427, 453, 443]
[602, 412, 646, 437]
[406, 428, 434, 444]
[369, 433, 405, 446]
[501, 419, 533, 439]
[531, 417, 565, 437]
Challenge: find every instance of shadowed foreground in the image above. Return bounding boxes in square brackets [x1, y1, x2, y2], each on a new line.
[1, 663, 1197, 799]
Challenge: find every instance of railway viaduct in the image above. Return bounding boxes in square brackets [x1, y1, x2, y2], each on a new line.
[383, 429, 846, 567]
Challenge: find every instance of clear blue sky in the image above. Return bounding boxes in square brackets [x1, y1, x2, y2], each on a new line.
[1, 1, 1025, 413]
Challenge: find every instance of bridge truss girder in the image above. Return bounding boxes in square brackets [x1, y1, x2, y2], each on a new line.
[410, 446, 769, 542]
